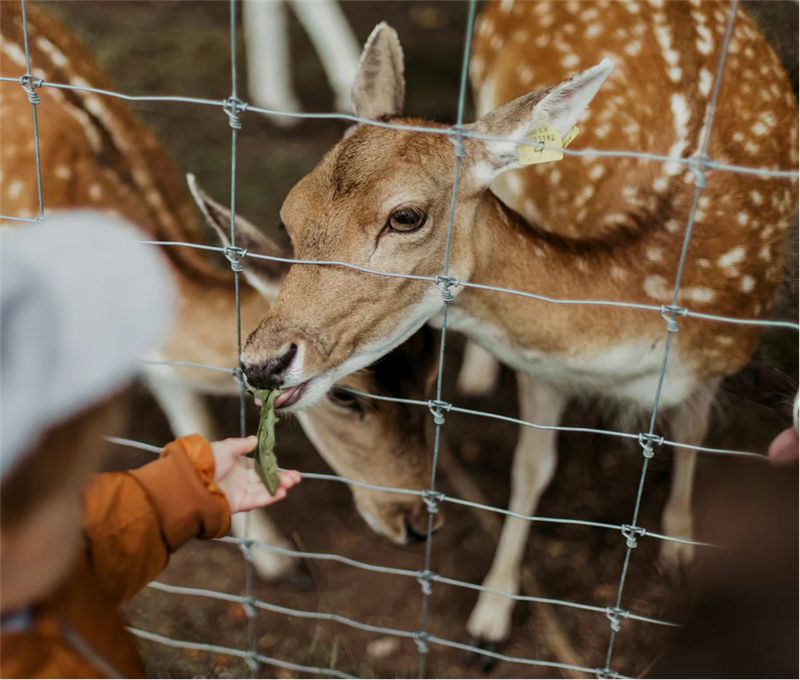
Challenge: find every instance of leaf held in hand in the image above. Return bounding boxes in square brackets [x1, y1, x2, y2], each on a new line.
[249, 387, 281, 495]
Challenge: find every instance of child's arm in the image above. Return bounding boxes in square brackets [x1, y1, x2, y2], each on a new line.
[81, 434, 300, 605]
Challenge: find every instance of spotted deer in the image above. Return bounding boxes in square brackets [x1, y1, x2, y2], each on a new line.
[0, 3, 440, 580]
[231, 1, 798, 644]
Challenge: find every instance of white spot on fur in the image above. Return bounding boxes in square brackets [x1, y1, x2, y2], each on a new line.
[643, 275, 670, 300]
[35, 36, 69, 68]
[740, 275, 755, 293]
[588, 165, 605, 181]
[89, 183, 103, 201]
[6, 180, 24, 200]
[653, 176, 668, 192]
[584, 23, 602, 39]
[561, 54, 580, 69]
[750, 190, 763, 206]
[697, 258, 710, 269]
[665, 94, 690, 175]
[718, 246, 746, 269]
[695, 24, 714, 55]
[737, 212, 749, 226]
[54, 165, 72, 180]
[685, 287, 715, 303]
[624, 41, 642, 56]
[646, 247, 663, 262]
[698, 69, 713, 97]
[520, 66, 534, 85]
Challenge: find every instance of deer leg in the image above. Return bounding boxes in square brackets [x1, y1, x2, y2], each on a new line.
[144, 367, 298, 581]
[243, 0, 302, 124]
[290, 0, 360, 113]
[658, 380, 719, 577]
[456, 341, 502, 398]
[467, 374, 565, 644]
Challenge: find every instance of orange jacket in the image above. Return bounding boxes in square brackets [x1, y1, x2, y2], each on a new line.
[1, 435, 230, 678]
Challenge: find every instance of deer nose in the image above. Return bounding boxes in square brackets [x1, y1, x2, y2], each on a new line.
[404, 507, 444, 544]
[242, 343, 298, 390]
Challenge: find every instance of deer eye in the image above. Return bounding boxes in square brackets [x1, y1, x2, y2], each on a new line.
[387, 206, 427, 234]
[327, 387, 364, 415]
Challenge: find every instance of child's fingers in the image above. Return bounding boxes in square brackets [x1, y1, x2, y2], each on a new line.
[277, 469, 301, 490]
[215, 435, 258, 459]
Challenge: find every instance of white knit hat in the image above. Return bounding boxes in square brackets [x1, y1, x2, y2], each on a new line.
[1, 212, 174, 478]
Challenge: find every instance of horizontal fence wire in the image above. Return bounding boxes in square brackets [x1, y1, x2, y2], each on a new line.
[0, 75, 797, 181]
[128, 626, 356, 679]
[5, 0, 798, 676]
[132, 239, 800, 332]
[104, 432, 721, 547]
[137, 357, 772, 460]
[142, 581, 607, 677]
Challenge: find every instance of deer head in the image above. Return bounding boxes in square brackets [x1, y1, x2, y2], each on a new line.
[230, 23, 612, 410]
[188, 176, 442, 543]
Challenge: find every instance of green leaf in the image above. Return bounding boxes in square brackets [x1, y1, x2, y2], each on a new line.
[249, 387, 282, 495]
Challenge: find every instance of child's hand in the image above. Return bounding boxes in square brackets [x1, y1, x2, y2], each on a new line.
[211, 436, 301, 513]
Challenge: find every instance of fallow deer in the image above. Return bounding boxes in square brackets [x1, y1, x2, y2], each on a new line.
[231, 1, 798, 644]
[0, 2, 439, 580]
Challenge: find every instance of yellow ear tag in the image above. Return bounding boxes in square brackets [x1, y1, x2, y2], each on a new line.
[518, 120, 565, 166]
[562, 126, 579, 148]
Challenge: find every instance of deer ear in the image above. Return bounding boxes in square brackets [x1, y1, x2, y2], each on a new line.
[186, 174, 287, 300]
[351, 22, 405, 120]
[468, 59, 614, 182]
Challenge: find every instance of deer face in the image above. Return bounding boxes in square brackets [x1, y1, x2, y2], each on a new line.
[300, 327, 442, 544]
[189, 176, 442, 544]
[236, 24, 612, 410]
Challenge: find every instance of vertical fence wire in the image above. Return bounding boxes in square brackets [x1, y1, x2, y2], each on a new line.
[225, 0, 259, 672]
[415, 2, 477, 677]
[5, 0, 798, 677]
[18, 0, 44, 218]
[601, 1, 740, 673]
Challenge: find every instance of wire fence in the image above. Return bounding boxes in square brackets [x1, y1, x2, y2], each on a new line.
[4, 0, 799, 677]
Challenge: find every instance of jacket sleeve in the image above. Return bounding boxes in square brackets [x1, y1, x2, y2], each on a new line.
[81, 434, 231, 605]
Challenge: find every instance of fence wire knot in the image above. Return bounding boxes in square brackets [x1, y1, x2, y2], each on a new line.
[413, 630, 431, 654]
[637, 432, 663, 459]
[596, 667, 623, 679]
[620, 524, 646, 549]
[422, 489, 445, 515]
[605, 607, 629, 633]
[244, 651, 260, 672]
[416, 570, 435, 597]
[660, 304, 687, 333]
[223, 96, 247, 129]
[447, 125, 466, 158]
[19, 74, 42, 105]
[433, 274, 460, 302]
[242, 596, 257, 619]
[224, 245, 248, 272]
[427, 399, 452, 426]
[690, 154, 710, 189]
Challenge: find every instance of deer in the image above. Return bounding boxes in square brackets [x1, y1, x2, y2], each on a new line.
[227, 0, 798, 646]
[0, 2, 441, 582]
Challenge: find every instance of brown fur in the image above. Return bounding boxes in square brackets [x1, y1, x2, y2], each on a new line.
[0, 4, 438, 544]
[244, 1, 796, 405]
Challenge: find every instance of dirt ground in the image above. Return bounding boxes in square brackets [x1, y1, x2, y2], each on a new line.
[27, 1, 800, 678]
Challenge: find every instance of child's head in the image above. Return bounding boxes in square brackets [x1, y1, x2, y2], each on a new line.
[0, 213, 173, 611]
[1, 394, 129, 610]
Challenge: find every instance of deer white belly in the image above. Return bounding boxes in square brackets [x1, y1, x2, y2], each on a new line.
[444, 308, 696, 408]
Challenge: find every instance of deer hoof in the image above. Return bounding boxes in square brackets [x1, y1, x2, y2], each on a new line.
[465, 638, 500, 673]
[657, 540, 695, 584]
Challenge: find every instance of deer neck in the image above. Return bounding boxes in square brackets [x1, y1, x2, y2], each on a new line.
[451, 189, 655, 362]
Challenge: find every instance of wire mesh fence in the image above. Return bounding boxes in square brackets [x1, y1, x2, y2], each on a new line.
[3, 0, 799, 677]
